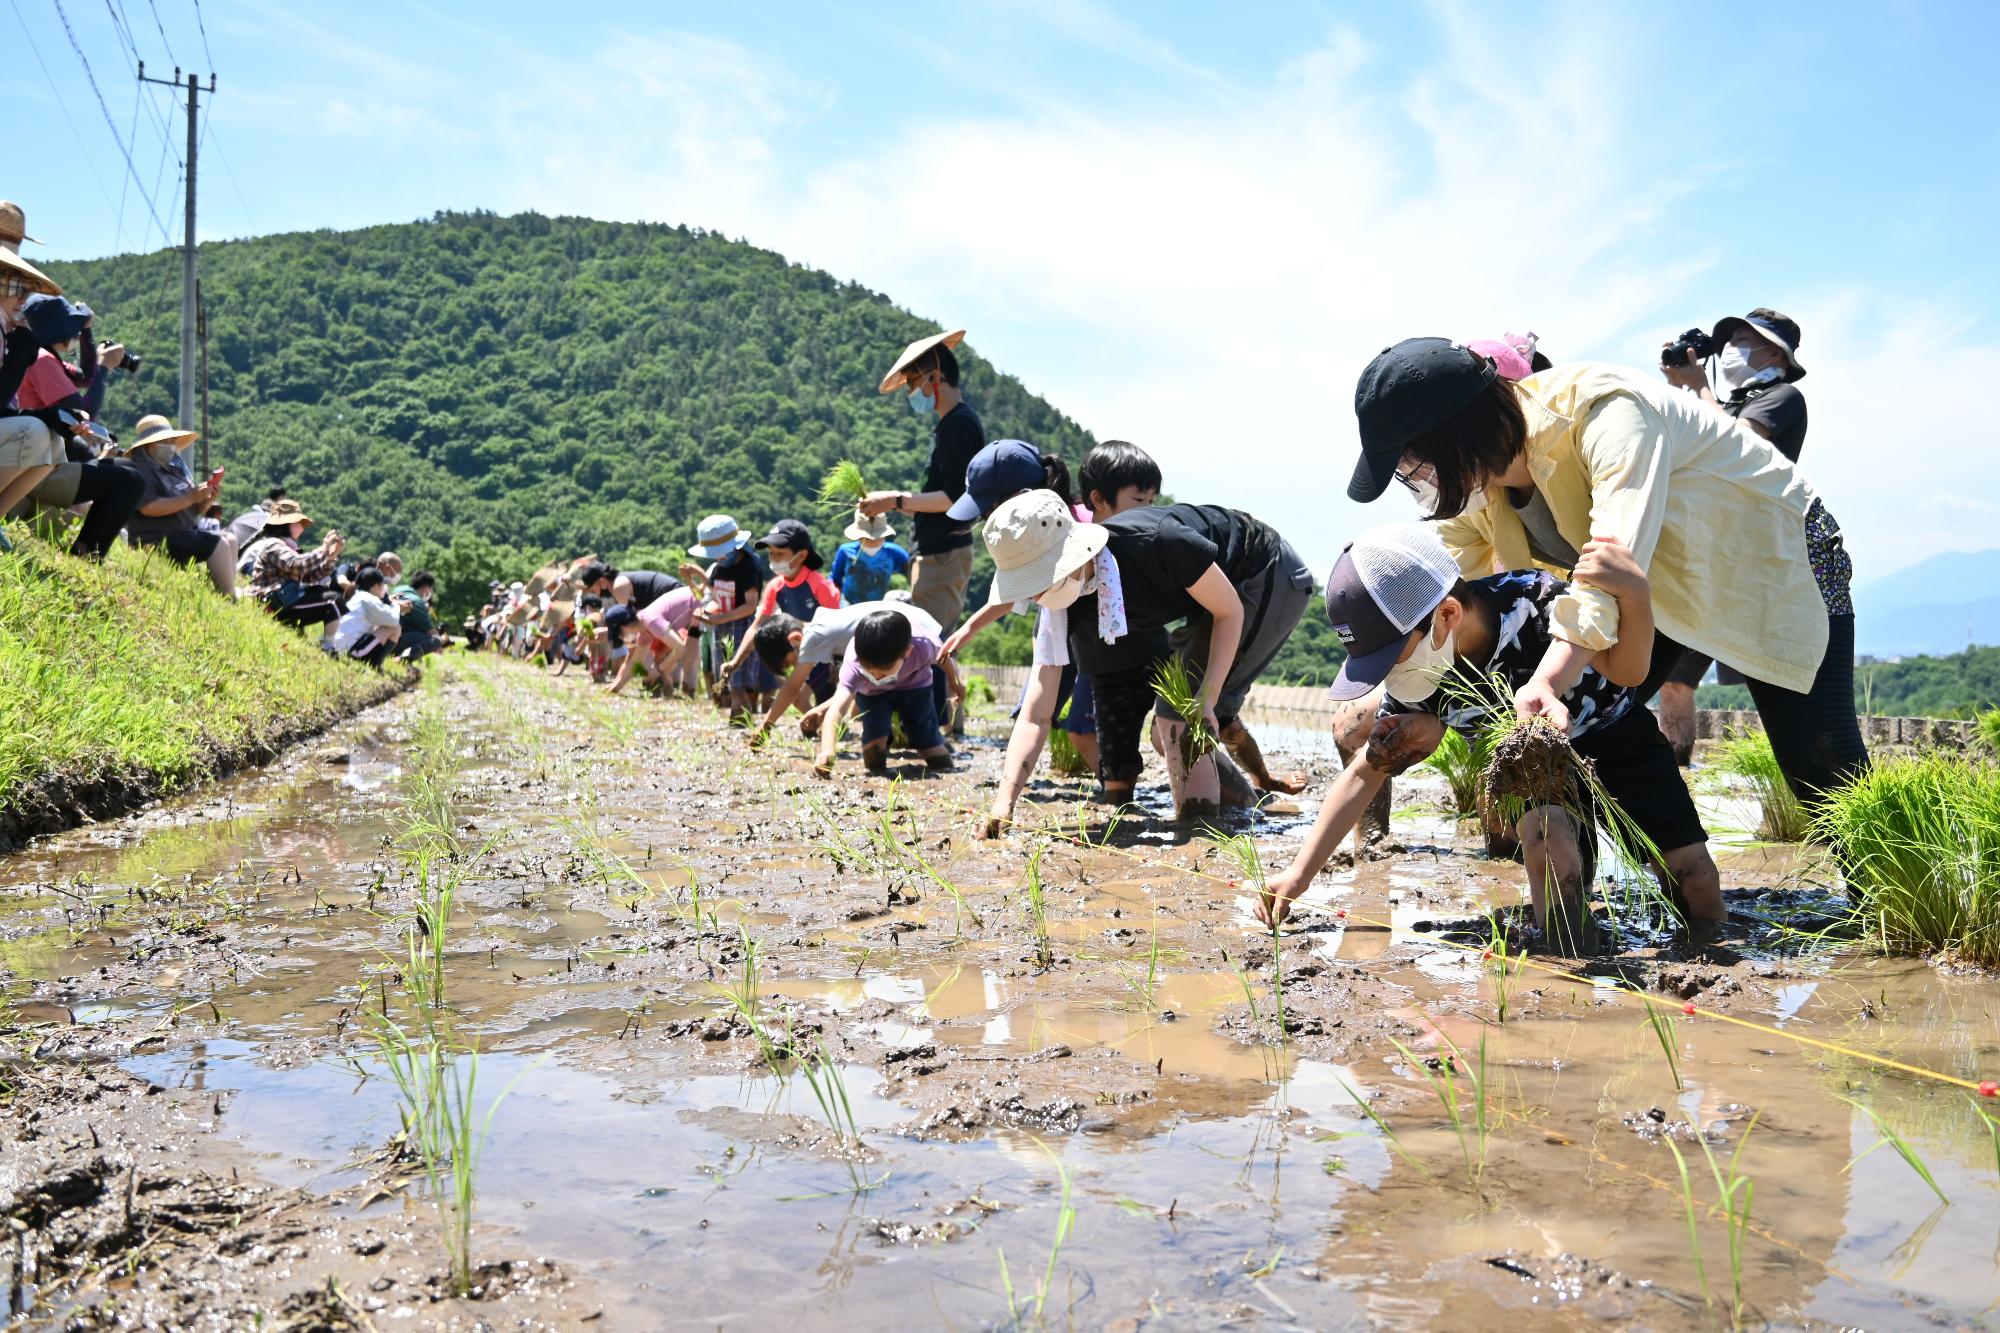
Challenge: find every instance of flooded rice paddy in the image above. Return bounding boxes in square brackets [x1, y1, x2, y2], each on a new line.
[3, 657, 1998, 1330]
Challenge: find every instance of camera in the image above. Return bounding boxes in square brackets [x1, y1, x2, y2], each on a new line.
[1661, 328, 1714, 368]
[116, 348, 141, 375]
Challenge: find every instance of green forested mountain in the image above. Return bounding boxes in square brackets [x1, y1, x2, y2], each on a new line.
[44, 211, 1095, 610]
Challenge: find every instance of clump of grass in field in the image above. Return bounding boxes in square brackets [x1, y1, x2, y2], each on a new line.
[1388, 1031, 1490, 1190]
[817, 460, 869, 515]
[1205, 828, 1286, 1039]
[1814, 755, 2000, 966]
[0, 532, 406, 824]
[997, 1136, 1076, 1326]
[1976, 707, 2000, 758]
[1713, 730, 1808, 842]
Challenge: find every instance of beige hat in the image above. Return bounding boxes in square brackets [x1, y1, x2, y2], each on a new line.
[983, 490, 1107, 606]
[0, 201, 59, 297]
[843, 508, 894, 542]
[122, 413, 199, 454]
[879, 328, 965, 394]
[266, 498, 313, 528]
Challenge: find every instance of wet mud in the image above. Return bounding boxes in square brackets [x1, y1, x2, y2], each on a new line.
[3, 659, 1997, 1330]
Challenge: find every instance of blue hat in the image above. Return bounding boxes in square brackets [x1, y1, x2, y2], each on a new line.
[947, 439, 1048, 522]
[22, 294, 91, 348]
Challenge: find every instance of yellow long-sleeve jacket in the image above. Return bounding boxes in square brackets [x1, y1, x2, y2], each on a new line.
[1435, 362, 1827, 693]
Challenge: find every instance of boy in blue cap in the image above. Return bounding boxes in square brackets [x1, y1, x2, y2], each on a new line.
[1257, 524, 1723, 952]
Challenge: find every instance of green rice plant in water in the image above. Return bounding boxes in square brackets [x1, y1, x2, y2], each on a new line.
[1841, 1097, 1948, 1204]
[997, 1135, 1076, 1327]
[369, 1017, 520, 1296]
[1713, 730, 1808, 842]
[1329, 1077, 1432, 1182]
[1638, 994, 1685, 1092]
[1387, 1030, 1489, 1189]
[1661, 1135, 1711, 1308]
[1483, 914, 1518, 1024]
[1968, 1095, 2000, 1177]
[1814, 755, 2000, 966]
[1205, 828, 1284, 1040]
[817, 460, 869, 516]
[1021, 839, 1054, 969]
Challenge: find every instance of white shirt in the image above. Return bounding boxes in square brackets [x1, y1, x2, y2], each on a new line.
[330, 590, 400, 654]
[799, 600, 942, 666]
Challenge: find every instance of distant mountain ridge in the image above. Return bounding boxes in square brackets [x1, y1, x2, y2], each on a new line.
[1853, 549, 2000, 657]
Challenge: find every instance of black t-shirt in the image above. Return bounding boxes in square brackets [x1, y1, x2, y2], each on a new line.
[707, 548, 765, 612]
[1066, 504, 1276, 675]
[1725, 382, 1806, 463]
[622, 569, 681, 606]
[911, 401, 986, 555]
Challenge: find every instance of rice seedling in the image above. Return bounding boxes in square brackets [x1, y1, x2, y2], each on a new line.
[997, 1136, 1076, 1327]
[1219, 944, 1261, 1024]
[1483, 914, 1518, 1024]
[1841, 1097, 1948, 1204]
[1047, 726, 1092, 778]
[1205, 829, 1284, 1039]
[1021, 839, 1054, 969]
[368, 1016, 522, 1296]
[1968, 1094, 2000, 1176]
[1117, 921, 1163, 1011]
[1151, 655, 1218, 771]
[1661, 1135, 1710, 1307]
[816, 460, 869, 516]
[1425, 727, 1493, 820]
[1713, 730, 1809, 842]
[1813, 755, 2000, 967]
[1329, 1077, 1432, 1182]
[1700, 1114, 1758, 1322]
[1387, 1030, 1489, 1189]
[1638, 994, 1685, 1091]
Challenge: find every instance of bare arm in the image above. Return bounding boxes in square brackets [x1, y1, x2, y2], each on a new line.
[944, 601, 1010, 658]
[756, 660, 819, 739]
[858, 489, 952, 518]
[608, 639, 651, 694]
[986, 664, 1065, 836]
[1185, 564, 1244, 718]
[813, 684, 856, 775]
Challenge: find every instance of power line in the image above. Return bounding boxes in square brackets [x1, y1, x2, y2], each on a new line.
[7, 0, 121, 220]
[140, 0, 174, 64]
[46, 0, 171, 242]
[110, 0, 181, 176]
[187, 0, 212, 73]
[198, 99, 255, 235]
[114, 73, 140, 249]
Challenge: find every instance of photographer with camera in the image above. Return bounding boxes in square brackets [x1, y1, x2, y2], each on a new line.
[1656, 309, 1809, 762]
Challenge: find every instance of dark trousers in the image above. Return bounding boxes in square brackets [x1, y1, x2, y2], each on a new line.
[272, 589, 341, 630]
[69, 461, 145, 560]
[1637, 614, 1866, 807]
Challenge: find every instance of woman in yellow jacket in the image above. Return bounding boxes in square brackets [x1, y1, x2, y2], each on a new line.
[1346, 337, 1865, 807]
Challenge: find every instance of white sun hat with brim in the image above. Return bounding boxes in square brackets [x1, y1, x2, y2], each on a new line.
[843, 509, 895, 542]
[879, 328, 965, 393]
[983, 490, 1108, 606]
[688, 514, 750, 560]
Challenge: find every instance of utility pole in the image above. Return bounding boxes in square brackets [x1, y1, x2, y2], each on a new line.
[137, 62, 215, 433]
[196, 280, 210, 475]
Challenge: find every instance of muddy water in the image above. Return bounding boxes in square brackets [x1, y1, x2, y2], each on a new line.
[5, 661, 1999, 1330]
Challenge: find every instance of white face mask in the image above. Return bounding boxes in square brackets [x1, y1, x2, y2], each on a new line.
[860, 664, 902, 687]
[1407, 474, 1488, 520]
[1719, 340, 1784, 390]
[1035, 568, 1088, 610]
[1383, 620, 1457, 703]
[770, 554, 799, 578]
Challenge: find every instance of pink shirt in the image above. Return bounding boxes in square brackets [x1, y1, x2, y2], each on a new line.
[15, 350, 78, 411]
[637, 588, 697, 644]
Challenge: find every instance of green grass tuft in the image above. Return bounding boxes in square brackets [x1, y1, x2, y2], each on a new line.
[0, 531, 407, 826]
[1712, 730, 1808, 842]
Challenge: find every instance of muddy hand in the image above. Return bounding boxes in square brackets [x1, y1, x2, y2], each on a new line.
[1362, 713, 1440, 776]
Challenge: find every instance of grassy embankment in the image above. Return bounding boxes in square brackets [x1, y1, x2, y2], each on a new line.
[0, 532, 409, 845]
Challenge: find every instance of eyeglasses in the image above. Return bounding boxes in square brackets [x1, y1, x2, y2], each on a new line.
[1392, 460, 1437, 495]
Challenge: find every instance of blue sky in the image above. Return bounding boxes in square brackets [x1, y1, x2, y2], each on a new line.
[11, 0, 1997, 581]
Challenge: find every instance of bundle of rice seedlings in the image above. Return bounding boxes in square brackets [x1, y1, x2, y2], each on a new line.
[1713, 729, 1808, 842]
[1482, 716, 1583, 812]
[1048, 698, 1092, 777]
[818, 460, 869, 515]
[1426, 727, 1492, 819]
[1813, 755, 2000, 967]
[1151, 655, 1218, 771]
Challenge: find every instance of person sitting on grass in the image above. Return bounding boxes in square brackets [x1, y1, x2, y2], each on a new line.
[829, 510, 911, 605]
[242, 499, 346, 634]
[328, 566, 402, 668]
[116, 415, 234, 592]
[813, 607, 960, 778]
[607, 585, 701, 696]
[392, 571, 449, 659]
[1256, 525, 1724, 953]
[748, 600, 945, 745]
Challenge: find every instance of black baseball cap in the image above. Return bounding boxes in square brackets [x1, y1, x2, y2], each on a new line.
[755, 519, 825, 570]
[1323, 526, 1463, 700]
[1711, 309, 1805, 382]
[1349, 338, 1498, 503]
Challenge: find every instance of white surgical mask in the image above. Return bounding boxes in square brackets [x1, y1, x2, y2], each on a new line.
[1035, 569, 1087, 610]
[1382, 620, 1457, 704]
[1409, 474, 1489, 520]
[1719, 340, 1784, 390]
[860, 665, 902, 687]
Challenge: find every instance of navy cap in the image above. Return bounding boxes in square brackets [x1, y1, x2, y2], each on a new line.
[1711, 308, 1805, 382]
[1349, 338, 1498, 503]
[21, 294, 91, 348]
[1322, 526, 1463, 700]
[755, 518, 825, 571]
[947, 439, 1047, 522]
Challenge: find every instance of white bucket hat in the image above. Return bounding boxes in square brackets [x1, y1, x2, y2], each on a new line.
[688, 514, 749, 560]
[983, 490, 1107, 606]
[843, 508, 895, 542]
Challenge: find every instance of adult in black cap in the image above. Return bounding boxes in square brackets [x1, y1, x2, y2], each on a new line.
[1347, 337, 1865, 811]
[1655, 308, 1810, 762]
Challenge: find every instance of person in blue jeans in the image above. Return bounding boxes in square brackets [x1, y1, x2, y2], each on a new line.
[830, 510, 912, 605]
[813, 608, 960, 777]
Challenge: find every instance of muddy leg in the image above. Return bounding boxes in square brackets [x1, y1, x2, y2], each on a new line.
[1218, 718, 1306, 795]
[862, 739, 890, 775]
[1519, 807, 1599, 954]
[1656, 683, 1697, 767]
[1331, 690, 1391, 851]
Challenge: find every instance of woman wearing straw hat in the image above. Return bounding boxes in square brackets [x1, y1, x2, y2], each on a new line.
[0, 202, 70, 525]
[241, 499, 347, 633]
[119, 414, 238, 592]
